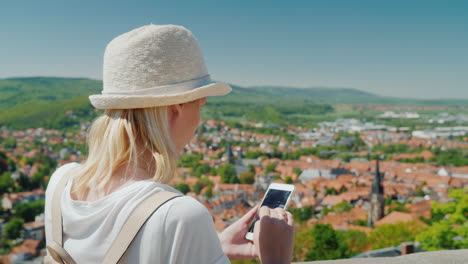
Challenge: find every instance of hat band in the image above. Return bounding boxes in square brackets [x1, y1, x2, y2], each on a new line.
[102, 75, 212, 96]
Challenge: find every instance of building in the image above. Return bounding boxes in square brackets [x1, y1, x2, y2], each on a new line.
[368, 158, 385, 227]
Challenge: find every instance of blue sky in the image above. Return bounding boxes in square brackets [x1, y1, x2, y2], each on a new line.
[1, 0, 467, 99]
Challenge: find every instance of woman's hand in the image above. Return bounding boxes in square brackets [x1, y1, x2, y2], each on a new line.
[218, 206, 258, 260]
[254, 206, 294, 264]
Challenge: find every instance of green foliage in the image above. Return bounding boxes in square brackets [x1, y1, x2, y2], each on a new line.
[323, 201, 353, 216]
[325, 187, 338, 195]
[177, 153, 203, 168]
[173, 183, 191, 194]
[1, 77, 468, 130]
[417, 188, 468, 251]
[431, 148, 468, 167]
[293, 168, 302, 176]
[289, 206, 314, 223]
[355, 219, 368, 226]
[387, 200, 410, 214]
[192, 163, 212, 178]
[415, 188, 426, 197]
[368, 221, 426, 250]
[248, 164, 256, 174]
[218, 164, 239, 184]
[239, 171, 255, 184]
[373, 143, 416, 154]
[264, 163, 277, 173]
[339, 229, 368, 257]
[333, 202, 353, 214]
[0, 78, 101, 129]
[13, 200, 45, 222]
[244, 150, 266, 159]
[334, 132, 366, 152]
[417, 222, 458, 251]
[3, 138, 16, 148]
[193, 177, 214, 196]
[305, 224, 350, 261]
[4, 218, 24, 240]
[226, 123, 300, 143]
[193, 181, 204, 195]
[0, 172, 15, 195]
[205, 186, 213, 198]
[285, 176, 293, 184]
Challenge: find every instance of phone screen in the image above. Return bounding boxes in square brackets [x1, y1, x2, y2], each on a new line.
[247, 189, 292, 233]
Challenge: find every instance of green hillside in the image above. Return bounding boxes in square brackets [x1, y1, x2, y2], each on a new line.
[0, 77, 101, 129]
[0, 77, 466, 130]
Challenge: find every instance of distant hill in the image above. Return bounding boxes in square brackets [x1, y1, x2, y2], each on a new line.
[216, 84, 468, 106]
[0, 77, 466, 129]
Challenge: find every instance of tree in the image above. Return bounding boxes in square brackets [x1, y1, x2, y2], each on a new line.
[367, 221, 426, 250]
[305, 224, 349, 261]
[4, 218, 24, 240]
[218, 164, 239, 184]
[339, 229, 368, 257]
[248, 164, 256, 174]
[192, 163, 211, 178]
[333, 201, 352, 214]
[285, 176, 293, 184]
[239, 171, 255, 184]
[417, 188, 468, 251]
[13, 200, 45, 222]
[0, 172, 15, 195]
[264, 163, 277, 173]
[293, 168, 302, 176]
[177, 153, 203, 168]
[173, 183, 191, 194]
[289, 206, 313, 223]
[205, 186, 213, 198]
[193, 181, 204, 195]
[417, 222, 457, 251]
[325, 187, 338, 195]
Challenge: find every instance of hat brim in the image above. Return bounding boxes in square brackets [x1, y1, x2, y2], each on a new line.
[89, 82, 232, 109]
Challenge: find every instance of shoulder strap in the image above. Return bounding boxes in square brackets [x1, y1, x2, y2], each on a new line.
[102, 191, 181, 264]
[51, 167, 76, 246]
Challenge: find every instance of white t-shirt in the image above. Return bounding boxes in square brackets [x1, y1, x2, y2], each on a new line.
[44, 162, 230, 264]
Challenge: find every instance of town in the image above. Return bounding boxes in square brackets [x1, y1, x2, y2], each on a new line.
[0, 113, 467, 263]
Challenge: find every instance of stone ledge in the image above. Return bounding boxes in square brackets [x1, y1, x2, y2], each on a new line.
[294, 249, 468, 264]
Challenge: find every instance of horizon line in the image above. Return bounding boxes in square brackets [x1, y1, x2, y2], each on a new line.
[2, 75, 468, 102]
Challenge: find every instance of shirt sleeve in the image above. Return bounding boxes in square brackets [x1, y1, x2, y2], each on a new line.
[153, 196, 230, 264]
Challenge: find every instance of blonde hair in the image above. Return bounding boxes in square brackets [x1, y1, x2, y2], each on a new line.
[70, 106, 179, 199]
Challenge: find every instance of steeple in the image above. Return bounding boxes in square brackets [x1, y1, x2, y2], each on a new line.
[368, 156, 385, 227]
[226, 142, 234, 164]
[372, 157, 383, 195]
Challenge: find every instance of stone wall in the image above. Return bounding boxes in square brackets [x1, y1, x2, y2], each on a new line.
[294, 249, 468, 264]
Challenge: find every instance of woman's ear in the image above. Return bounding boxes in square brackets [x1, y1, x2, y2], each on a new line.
[168, 104, 183, 123]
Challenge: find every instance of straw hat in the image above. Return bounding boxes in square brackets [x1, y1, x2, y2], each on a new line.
[89, 24, 232, 109]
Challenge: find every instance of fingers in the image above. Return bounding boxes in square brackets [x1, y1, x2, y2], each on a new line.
[272, 207, 286, 219]
[286, 211, 293, 226]
[259, 206, 271, 218]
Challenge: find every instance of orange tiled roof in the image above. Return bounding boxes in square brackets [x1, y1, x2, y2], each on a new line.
[375, 211, 426, 226]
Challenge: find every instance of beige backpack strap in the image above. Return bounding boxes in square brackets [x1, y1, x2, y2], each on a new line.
[51, 168, 75, 246]
[102, 191, 181, 264]
[48, 166, 78, 264]
[46, 240, 77, 264]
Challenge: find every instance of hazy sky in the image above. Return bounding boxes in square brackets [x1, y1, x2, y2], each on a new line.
[1, 0, 467, 99]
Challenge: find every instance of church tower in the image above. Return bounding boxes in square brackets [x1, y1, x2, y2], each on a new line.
[226, 142, 235, 164]
[368, 157, 385, 227]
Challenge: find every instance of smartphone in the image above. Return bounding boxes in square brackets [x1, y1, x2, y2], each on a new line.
[244, 183, 295, 241]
